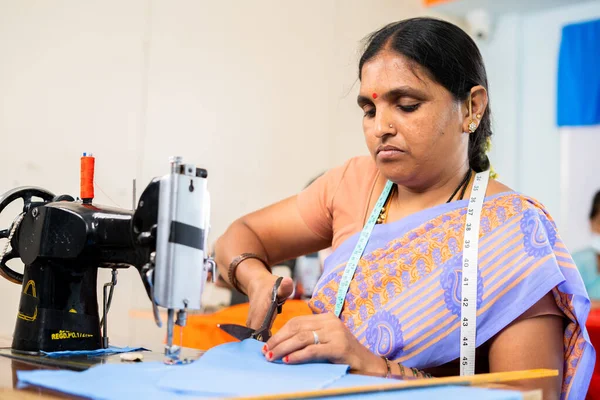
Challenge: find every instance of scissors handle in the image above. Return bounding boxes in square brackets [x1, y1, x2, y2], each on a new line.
[252, 276, 284, 341]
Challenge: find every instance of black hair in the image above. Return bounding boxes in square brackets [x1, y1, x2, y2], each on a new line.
[358, 17, 492, 173]
[590, 190, 600, 220]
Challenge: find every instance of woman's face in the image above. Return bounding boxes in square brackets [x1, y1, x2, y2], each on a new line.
[358, 51, 469, 187]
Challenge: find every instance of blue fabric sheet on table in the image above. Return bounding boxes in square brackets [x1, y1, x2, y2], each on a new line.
[18, 339, 523, 400]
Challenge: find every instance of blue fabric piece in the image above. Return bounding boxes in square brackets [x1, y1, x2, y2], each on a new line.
[41, 345, 148, 358]
[18, 339, 523, 399]
[156, 339, 350, 396]
[17, 363, 198, 400]
[557, 18, 600, 127]
[18, 339, 348, 399]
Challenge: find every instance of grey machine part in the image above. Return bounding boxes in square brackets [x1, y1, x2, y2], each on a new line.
[153, 156, 215, 358]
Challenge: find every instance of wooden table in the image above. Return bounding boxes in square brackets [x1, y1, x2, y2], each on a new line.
[0, 357, 72, 399]
[0, 336, 66, 399]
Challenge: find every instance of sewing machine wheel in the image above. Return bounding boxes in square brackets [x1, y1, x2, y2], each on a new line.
[0, 187, 54, 284]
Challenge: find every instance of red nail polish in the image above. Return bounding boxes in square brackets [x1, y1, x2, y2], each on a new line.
[284, 356, 289, 363]
[262, 344, 268, 353]
[267, 351, 273, 360]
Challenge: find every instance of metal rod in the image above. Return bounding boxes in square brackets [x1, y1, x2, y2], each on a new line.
[102, 283, 109, 349]
[100, 269, 117, 326]
[132, 178, 137, 210]
[179, 320, 184, 349]
[166, 308, 175, 353]
[101, 269, 118, 349]
[176, 301, 188, 349]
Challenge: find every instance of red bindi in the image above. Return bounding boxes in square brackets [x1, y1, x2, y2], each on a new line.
[372, 93, 378, 99]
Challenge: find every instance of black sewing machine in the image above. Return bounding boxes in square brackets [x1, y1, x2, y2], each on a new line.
[0, 156, 215, 362]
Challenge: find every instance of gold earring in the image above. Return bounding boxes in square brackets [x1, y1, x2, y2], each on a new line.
[476, 114, 481, 119]
[468, 93, 477, 133]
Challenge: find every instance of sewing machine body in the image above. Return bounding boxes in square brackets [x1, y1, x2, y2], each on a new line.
[0, 157, 214, 358]
[154, 163, 210, 312]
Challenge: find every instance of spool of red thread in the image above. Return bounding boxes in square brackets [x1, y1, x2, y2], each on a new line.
[80, 152, 95, 203]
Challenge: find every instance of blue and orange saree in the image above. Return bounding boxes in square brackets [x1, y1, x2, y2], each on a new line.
[309, 192, 595, 399]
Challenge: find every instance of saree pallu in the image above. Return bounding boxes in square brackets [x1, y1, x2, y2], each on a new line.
[309, 192, 595, 399]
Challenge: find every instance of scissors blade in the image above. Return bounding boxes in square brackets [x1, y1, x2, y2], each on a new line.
[218, 277, 285, 343]
[217, 324, 255, 341]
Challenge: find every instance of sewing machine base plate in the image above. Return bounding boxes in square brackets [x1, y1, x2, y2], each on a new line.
[0, 347, 204, 371]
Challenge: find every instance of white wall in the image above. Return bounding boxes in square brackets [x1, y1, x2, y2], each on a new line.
[0, 0, 432, 346]
[479, 14, 521, 191]
[521, 1, 600, 252]
[477, 1, 600, 252]
[0, 0, 148, 345]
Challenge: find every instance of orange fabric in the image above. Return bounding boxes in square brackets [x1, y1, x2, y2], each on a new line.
[297, 156, 380, 250]
[422, 0, 455, 6]
[174, 300, 313, 351]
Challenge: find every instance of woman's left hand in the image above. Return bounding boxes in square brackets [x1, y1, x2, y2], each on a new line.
[263, 312, 386, 375]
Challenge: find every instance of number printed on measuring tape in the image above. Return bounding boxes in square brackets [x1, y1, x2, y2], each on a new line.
[459, 170, 490, 376]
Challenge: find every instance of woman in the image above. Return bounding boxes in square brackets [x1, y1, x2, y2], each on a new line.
[573, 191, 600, 301]
[215, 18, 594, 399]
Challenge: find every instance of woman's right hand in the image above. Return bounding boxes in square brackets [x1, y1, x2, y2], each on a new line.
[246, 271, 295, 330]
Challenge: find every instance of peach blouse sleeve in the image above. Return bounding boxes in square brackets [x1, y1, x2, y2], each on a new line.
[295, 159, 353, 242]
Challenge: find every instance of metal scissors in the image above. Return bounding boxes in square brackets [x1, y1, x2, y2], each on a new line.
[218, 276, 284, 342]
